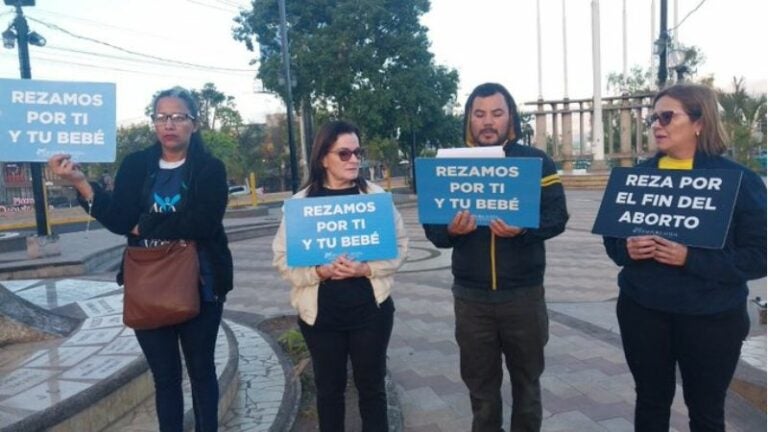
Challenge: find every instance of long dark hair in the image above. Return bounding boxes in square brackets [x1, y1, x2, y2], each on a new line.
[304, 120, 367, 197]
[151, 86, 209, 159]
[653, 83, 727, 156]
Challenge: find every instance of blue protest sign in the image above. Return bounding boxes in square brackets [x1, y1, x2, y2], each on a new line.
[0, 78, 116, 162]
[284, 193, 398, 267]
[591, 167, 742, 249]
[415, 157, 542, 227]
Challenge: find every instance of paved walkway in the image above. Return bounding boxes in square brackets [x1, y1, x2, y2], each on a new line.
[1, 189, 765, 431]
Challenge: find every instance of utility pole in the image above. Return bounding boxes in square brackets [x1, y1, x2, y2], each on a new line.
[410, 127, 417, 194]
[650, 0, 656, 80]
[277, 0, 299, 194]
[657, 0, 669, 89]
[5, 0, 50, 236]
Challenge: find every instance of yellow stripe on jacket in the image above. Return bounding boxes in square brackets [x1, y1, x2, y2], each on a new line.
[541, 173, 561, 187]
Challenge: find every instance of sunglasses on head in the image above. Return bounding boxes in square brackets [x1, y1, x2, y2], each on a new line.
[330, 148, 365, 161]
[645, 110, 686, 127]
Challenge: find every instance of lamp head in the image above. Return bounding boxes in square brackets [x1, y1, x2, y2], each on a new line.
[2, 27, 15, 49]
[28, 30, 45, 46]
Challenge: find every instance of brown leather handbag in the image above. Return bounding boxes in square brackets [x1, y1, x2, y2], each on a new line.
[122, 240, 200, 330]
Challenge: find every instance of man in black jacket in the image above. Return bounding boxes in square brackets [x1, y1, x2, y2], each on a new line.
[424, 83, 568, 432]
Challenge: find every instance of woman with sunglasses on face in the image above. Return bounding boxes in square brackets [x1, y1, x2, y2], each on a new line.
[603, 83, 766, 431]
[272, 120, 408, 431]
[49, 87, 233, 432]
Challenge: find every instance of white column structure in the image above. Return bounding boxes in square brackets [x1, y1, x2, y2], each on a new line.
[591, 0, 605, 164]
[536, 0, 543, 99]
[622, 0, 627, 77]
[673, 0, 679, 43]
[562, 0, 569, 98]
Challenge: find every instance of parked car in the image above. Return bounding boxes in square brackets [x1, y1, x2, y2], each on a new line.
[48, 196, 73, 208]
[228, 185, 250, 197]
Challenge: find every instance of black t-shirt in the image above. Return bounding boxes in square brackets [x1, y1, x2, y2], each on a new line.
[312, 185, 394, 329]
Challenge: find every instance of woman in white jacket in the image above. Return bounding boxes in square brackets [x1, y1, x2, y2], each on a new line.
[272, 120, 408, 431]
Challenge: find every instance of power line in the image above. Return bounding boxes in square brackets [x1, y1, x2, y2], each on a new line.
[185, 0, 238, 13]
[0, 51, 181, 78]
[1, 50, 252, 79]
[26, 16, 255, 73]
[668, 0, 708, 32]
[214, 0, 242, 7]
[28, 8, 187, 44]
[44, 44, 254, 74]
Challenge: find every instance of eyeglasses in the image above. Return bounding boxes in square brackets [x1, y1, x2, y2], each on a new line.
[151, 113, 195, 125]
[329, 148, 365, 161]
[645, 110, 686, 128]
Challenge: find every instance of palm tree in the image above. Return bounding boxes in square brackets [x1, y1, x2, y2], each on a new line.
[717, 77, 767, 171]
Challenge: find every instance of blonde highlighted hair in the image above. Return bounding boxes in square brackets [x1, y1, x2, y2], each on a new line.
[653, 83, 728, 156]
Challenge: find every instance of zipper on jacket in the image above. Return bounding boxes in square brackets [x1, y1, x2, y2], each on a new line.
[490, 232, 497, 290]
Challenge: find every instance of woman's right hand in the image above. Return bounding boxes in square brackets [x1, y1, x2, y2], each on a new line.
[49, 154, 87, 184]
[48, 154, 94, 200]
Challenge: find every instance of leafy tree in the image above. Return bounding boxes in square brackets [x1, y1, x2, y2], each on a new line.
[607, 66, 654, 95]
[607, 45, 704, 96]
[717, 77, 767, 171]
[202, 129, 240, 180]
[116, 124, 154, 164]
[365, 136, 400, 174]
[234, 0, 459, 167]
[235, 123, 268, 182]
[193, 83, 239, 131]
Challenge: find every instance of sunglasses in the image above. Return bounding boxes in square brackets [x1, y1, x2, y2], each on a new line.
[329, 148, 365, 161]
[645, 110, 686, 128]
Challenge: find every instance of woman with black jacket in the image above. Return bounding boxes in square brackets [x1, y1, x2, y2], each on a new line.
[49, 86, 233, 432]
[603, 83, 766, 431]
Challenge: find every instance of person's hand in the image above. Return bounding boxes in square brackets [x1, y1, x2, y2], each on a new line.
[315, 264, 332, 280]
[48, 154, 86, 185]
[489, 219, 525, 238]
[652, 235, 688, 267]
[447, 210, 477, 236]
[49, 154, 94, 200]
[626, 236, 656, 260]
[328, 255, 371, 279]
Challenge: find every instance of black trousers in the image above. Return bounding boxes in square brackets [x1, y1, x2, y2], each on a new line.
[617, 293, 749, 432]
[299, 300, 393, 432]
[454, 286, 549, 432]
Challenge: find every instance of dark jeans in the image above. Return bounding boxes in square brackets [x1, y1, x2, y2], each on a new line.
[135, 300, 223, 432]
[299, 300, 394, 432]
[454, 285, 549, 432]
[617, 293, 749, 432]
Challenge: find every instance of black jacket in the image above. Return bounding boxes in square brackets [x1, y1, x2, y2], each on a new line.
[79, 143, 234, 301]
[603, 152, 766, 314]
[424, 142, 569, 299]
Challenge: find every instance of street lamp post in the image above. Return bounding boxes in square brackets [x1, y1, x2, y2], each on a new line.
[4, 0, 50, 236]
[656, 0, 669, 89]
[410, 127, 417, 194]
[277, 0, 299, 194]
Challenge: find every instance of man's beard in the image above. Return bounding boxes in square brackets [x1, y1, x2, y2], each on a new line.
[474, 128, 509, 147]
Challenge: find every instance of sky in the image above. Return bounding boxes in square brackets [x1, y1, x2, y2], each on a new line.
[1, 0, 765, 126]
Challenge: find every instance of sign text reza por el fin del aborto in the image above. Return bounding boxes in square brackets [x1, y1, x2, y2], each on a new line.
[592, 168, 742, 249]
